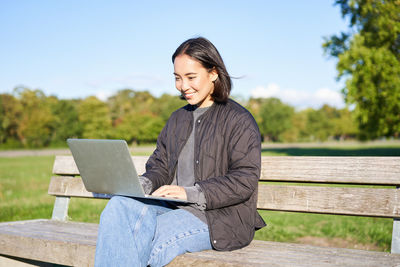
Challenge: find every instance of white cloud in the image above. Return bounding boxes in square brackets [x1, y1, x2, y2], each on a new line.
[250, 83, 345, 109]
[95, 90, 113, 101]
[314, 87, 344, 108]
[251, 83, 280, 98]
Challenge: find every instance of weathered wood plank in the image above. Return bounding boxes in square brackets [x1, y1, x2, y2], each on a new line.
[4, 154, 400, 266]
[1, 220, 399, 267]
[0, 220, 96, 266]
[53, 156, 400, 185]
[260, 156, 400, 185]
[48, 176, 400, 218]
[52, 155, 149, 176]
[0, 255, 51, 267]
[171, 240, 400, 267]
[258, 184, 400, 218]
[48, 176, 111, 199]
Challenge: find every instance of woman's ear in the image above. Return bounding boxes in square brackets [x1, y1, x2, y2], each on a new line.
[210, 68, 218, 82]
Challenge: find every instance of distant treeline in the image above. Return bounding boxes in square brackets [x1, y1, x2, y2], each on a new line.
[1, 87, 360, 148]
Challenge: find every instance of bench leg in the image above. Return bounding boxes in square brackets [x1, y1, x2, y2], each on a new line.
[51, 196, 70, 221]
[392, 218, 400, 254]
[392, 187, 400, 254]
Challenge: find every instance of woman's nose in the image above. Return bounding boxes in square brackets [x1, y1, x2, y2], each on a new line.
[181, 79, 190, 91]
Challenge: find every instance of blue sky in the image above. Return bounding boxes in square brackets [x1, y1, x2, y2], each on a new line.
[0, 1, 349, 109]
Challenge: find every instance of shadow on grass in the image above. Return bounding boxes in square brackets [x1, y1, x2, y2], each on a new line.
[262, 147, 400, 156]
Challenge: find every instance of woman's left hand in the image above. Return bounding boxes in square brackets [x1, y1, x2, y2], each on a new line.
[152, 185, 187, 200]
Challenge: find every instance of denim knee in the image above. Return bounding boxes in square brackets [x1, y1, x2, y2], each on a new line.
[96, 196, 156, 267]
[100, 196, 123, 221]
[100, 196, 142, 224]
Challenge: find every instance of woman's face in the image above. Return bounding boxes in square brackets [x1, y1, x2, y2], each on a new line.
[174, 54, 218, 108]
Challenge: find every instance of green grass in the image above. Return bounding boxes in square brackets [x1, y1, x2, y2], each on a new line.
[0, 156, 54, 221]
[0, 142, 398, 252]
[254, 211, 392, 252]
[0, 156, 108, 222]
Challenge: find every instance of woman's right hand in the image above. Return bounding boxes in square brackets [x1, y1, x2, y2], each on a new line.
[152, 185, 187, 200]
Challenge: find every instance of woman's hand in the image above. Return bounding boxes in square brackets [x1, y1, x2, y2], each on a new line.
[152, 185, 187, 200]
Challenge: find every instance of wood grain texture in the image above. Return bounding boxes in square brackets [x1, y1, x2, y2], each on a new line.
[260, 156, 400, 185]
[258, 185, 400, 218]
[0, 220, 97, 266]
[52, 155, 149, 176]
[0, 255, 53, 267]
[1, 220, 399, 267]
[48, 176, 400, 218]
[48, 176, 111, 199]
[4, 155, 400, 266]
[52, 156, 400, 185]
[171, 240, 400, 267]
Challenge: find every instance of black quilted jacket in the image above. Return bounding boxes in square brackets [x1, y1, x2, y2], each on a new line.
[143, 99, 266, 251]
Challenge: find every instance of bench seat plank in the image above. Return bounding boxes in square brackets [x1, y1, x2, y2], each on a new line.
[48, 176, 400, 218]
[1, 219, 399, 267]
[0, 219, 97, 266]
[172, 240, 400, 267]
[52, 156, 400, 185]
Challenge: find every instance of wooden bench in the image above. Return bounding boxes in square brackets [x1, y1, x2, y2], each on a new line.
[1, 156, 400, 266]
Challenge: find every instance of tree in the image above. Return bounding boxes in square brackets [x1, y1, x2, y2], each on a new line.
[151, 93, 185, 121]
[246, 98, 264, 128]
[48, 97, 82, 145]
[302, 108, 333, 142]
[0, 93, 22, 146]
[255, 98, 294, 142]
[107, 89, 169, 144]
[108, 89, 141, 123]
[323, 0, 400, 139]
[281, 111, 307, 142]
[14, 87, 55, 147]
[79, 96, 112, 139]
[331, 107, 358, 140]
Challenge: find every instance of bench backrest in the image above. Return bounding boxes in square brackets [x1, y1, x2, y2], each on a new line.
[48, 155, 400, 253]
[49, 155, 400, 218]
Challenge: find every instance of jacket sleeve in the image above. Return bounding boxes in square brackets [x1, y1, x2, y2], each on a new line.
[142, 122, 171, 192]
[197, 114, 261, 210]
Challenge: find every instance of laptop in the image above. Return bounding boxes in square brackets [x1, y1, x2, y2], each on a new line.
[67, 139, 188, 203]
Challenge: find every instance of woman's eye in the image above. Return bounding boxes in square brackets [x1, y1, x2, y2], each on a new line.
[188, 76, 196, 80]
[175, 77, 180, 81]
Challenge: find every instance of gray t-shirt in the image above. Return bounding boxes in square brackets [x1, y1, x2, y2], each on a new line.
[140, 105, 209, 223]
[171, 106, 209, 223]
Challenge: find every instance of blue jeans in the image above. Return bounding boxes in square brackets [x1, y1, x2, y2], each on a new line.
[94, 196, 212, 267]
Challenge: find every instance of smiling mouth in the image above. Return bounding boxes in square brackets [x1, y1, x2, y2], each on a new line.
[183, 92, 196, 99]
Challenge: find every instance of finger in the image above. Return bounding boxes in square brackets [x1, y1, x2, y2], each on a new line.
[152, 186, 173, 196]
[153, 185, 178, 195]
[152, 186, 187, 200]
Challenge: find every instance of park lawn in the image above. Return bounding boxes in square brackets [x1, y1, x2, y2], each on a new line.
[0, 156, 108, 223]
[0, 156, 55, 221]
[254, 211, 392, 252]
[0, 146, 397, 252]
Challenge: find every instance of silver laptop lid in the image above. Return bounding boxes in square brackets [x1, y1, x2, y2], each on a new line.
[67, 139, 146, 197]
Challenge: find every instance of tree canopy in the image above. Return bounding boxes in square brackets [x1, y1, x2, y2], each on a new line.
[323, 0, 400, 140]
[0, 87, 359, 148]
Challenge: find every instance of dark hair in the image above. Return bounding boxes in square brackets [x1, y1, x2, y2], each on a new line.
[172, 37, 232, 103]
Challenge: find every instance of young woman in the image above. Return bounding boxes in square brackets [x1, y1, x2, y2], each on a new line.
[94, 37, 266, 267]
